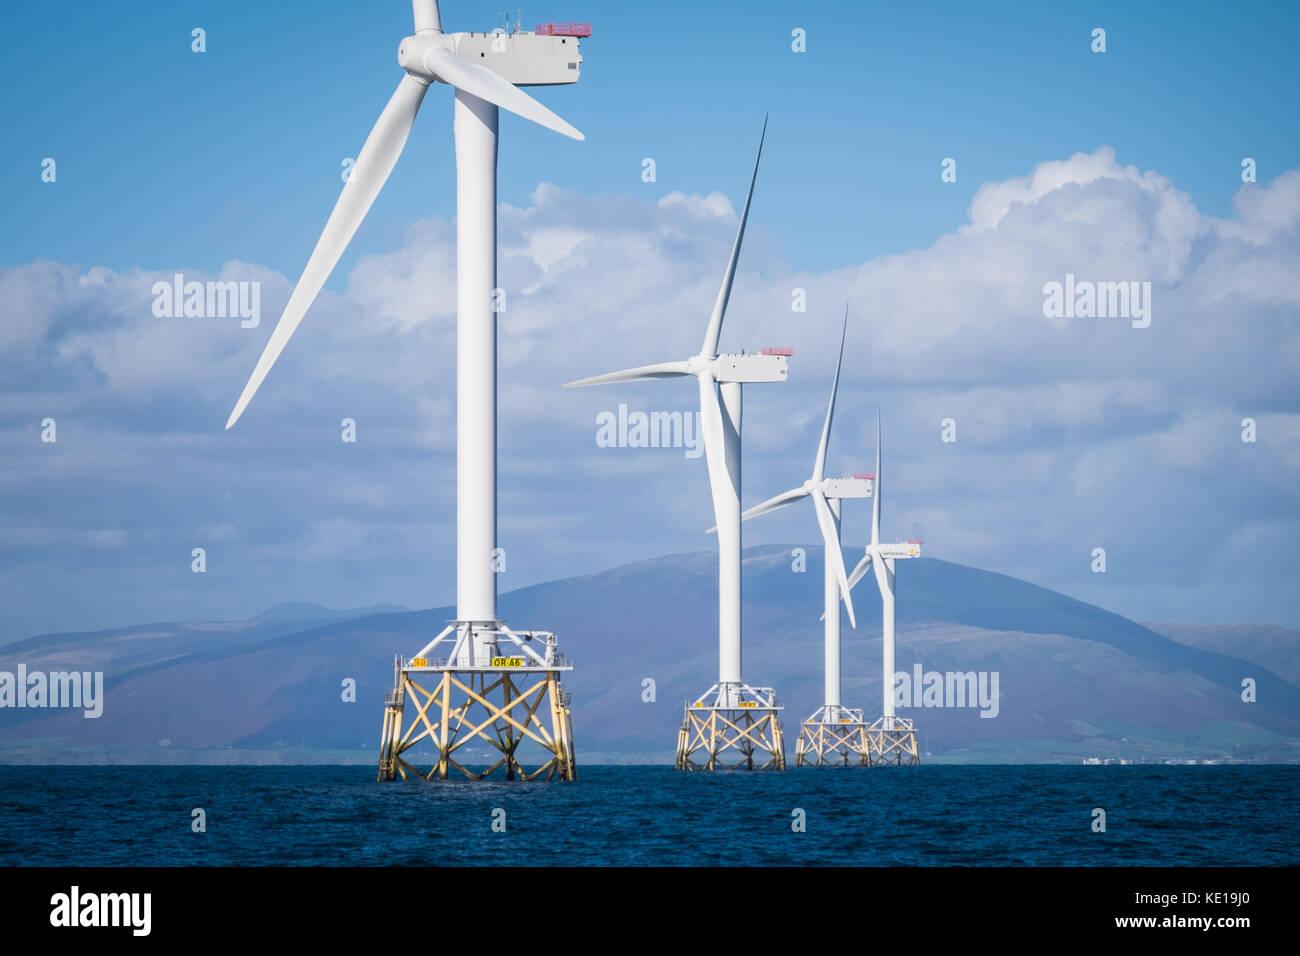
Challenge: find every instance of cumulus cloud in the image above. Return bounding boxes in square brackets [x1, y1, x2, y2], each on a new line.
[1, 146, 1297, 641]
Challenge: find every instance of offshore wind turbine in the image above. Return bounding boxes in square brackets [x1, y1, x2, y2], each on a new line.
[565, 120, 792, 770]
[845, 414, 922, 765]
[225, 0, 590, 782]
[734, 307, 874, 765]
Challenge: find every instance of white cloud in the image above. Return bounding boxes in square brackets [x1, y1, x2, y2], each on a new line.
[2, 147, 1298, 638]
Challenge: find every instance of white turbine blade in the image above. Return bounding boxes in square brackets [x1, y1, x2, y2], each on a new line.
[562, 361, 691, 388]
[812, 303, 850, 481]
[812, 489, 856, 629]
[412, 0, 441, 32]
[699, 115, 767, 359]
[846, 552, 873, 591]
[226, 74, 427, 429]
[741, 487, 807, 523]
[823, 551, 869, 620]
[697, 374, 733, 534]
[871, 407, 882, 545]
[872, 547, 891, 597]
[424, 46, 583, 140]
[709, 486, 806, 533]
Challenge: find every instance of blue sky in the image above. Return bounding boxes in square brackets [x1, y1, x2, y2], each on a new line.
[2, 0, 1299, 641]
[6, 1, 1297, 277]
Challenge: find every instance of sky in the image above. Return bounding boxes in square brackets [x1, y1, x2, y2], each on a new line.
[1, 0, 1298, 641]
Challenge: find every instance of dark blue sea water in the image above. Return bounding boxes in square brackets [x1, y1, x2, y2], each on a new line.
[0, 765, 1295, 866]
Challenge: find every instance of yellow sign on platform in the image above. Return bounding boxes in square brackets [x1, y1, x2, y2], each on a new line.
[492, 657, 524, 667]
[410, 657, 427, 667]
[737, 701, 757, 708]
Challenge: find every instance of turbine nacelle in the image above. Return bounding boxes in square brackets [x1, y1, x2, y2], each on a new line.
[713, 352, 788, 383]
[563, 351, 786, 389]
[399, 30, 584, 88]
[819, 476, 872, 499]
[722, 473, 867, 531]
[876, 541, 922, 560]
[778, 475, 872, 501]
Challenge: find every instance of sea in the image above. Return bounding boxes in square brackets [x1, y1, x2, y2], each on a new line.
[0, 765, 1295, 866]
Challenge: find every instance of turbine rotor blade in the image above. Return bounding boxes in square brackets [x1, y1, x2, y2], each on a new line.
[699, 115, 767, 359]
[741, 486, 807, 523]
[709, 486, 805, 533]
[226, 74, 428, 430]
[412, 0, 441, 32]
[696, 374, 733, 535]
[424, 46, 584, 140]
[562, 361, 692, 388]
[872, 547, 891, 597]
[812, 303, 849, 481]
[846, 552, 873, 591]
[812, 489, 855, 629]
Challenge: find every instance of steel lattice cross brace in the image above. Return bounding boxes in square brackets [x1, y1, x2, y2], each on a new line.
[675, 705, 786, 771]
[863, 716, 920, 767]
[795, 717, 868, 767]
[378, 665, 576, 782]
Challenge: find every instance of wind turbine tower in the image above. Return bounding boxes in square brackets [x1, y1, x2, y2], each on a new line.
[737, 308, 874, 765]
[847, 416, 922, 765]
[224, 1, 590, 781]
[566, 121, 791, 770]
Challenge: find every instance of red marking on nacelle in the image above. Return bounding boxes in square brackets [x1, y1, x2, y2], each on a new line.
[536, 21, 592, 36]
[853, 473, 875, 480]
[761, 347, 794, 356]
[908, 539, 924, 545]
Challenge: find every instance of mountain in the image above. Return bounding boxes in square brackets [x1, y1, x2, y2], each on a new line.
[1, 547, 1297, 764]
[255, 602, 411, 622]
[1145, 622, 1300, 687]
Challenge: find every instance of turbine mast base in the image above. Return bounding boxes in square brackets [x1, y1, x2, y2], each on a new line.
[377, 622, 577, 782]
[674, 681, 786, 771]
[863, 715, 921, 767]
[794, 704, 869, 767]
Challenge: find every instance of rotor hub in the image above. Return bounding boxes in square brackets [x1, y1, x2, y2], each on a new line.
[397, 32, 454, 81]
